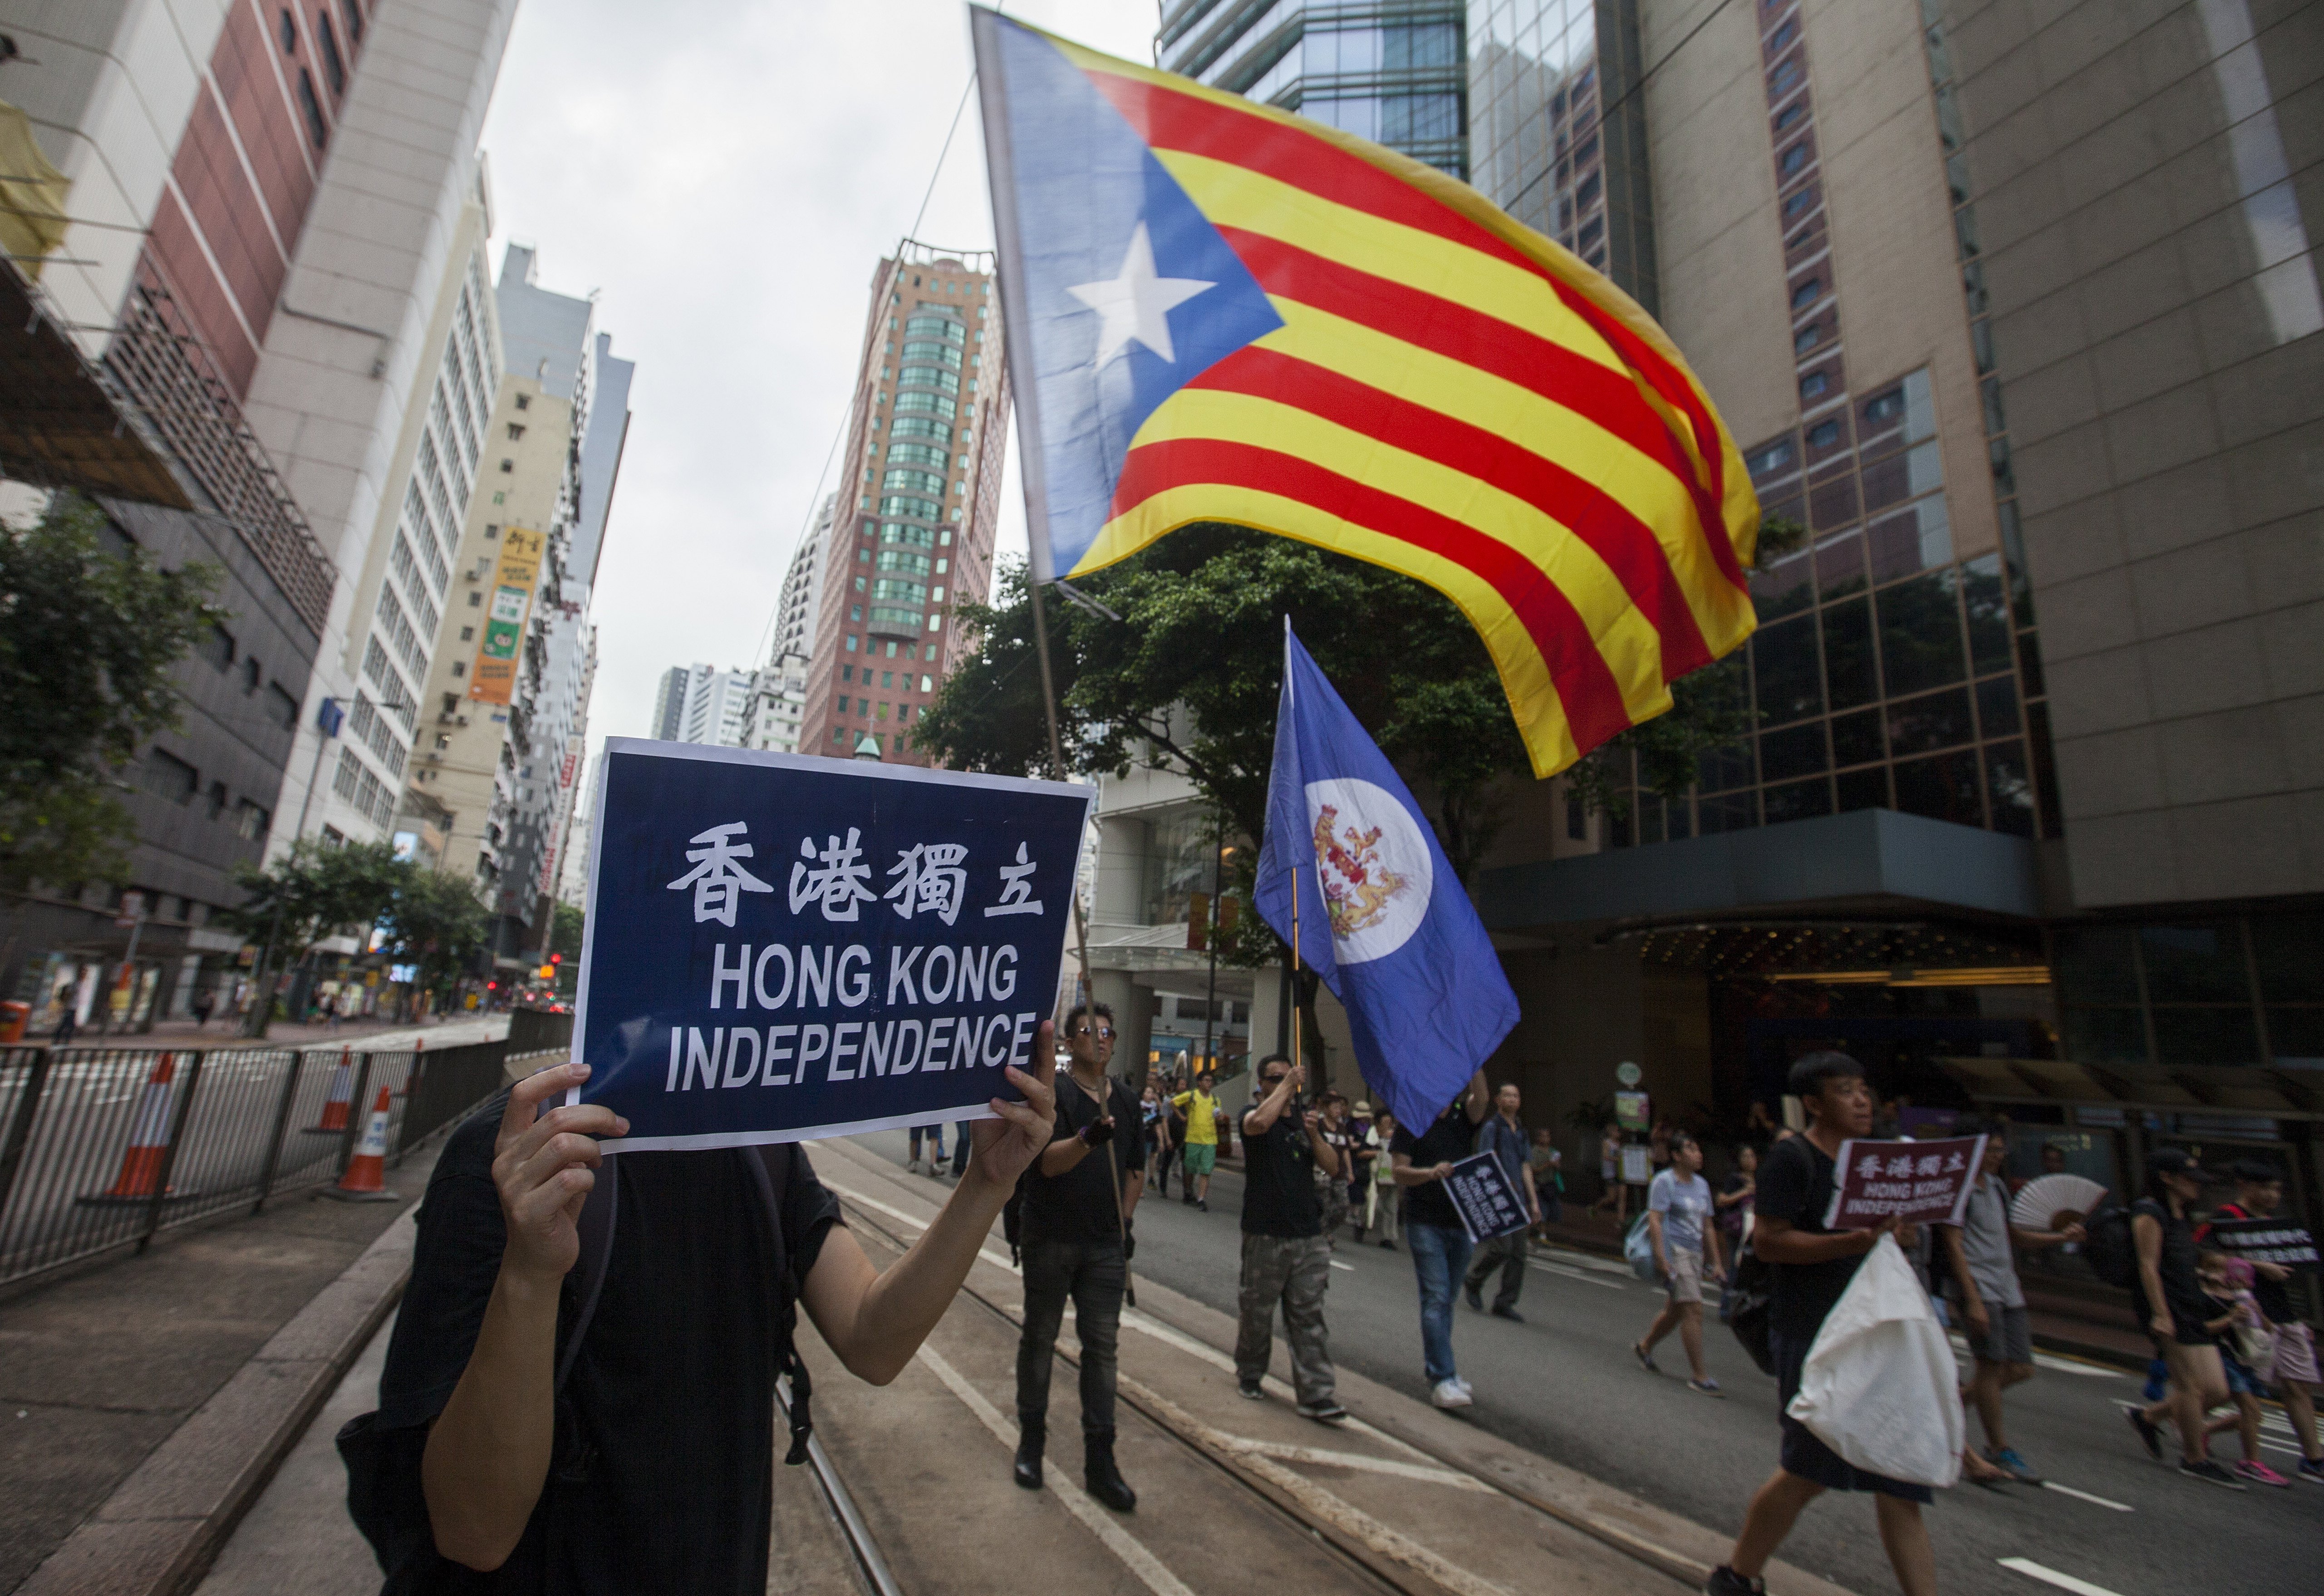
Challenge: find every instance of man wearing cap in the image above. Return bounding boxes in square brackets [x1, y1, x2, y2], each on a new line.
[2124, 1148, 2240, 1487]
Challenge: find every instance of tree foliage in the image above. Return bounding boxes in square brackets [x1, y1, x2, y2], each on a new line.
[549, 901, 585, 961]
[380, 867, 492, 998]
[0, 494, 222, 892]
[217, 839, 407, 966]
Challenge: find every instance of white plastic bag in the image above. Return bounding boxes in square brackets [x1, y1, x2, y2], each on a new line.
[1784, 1235, 1961, 1488]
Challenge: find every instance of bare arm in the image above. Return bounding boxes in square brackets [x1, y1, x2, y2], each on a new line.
[1646, 1208, 1668, 1271]
[1243, 1065, 1301, 1137]
[2132, 1212, 2172, 1339]
[1942, 1225, 1987, 1332]
[797, 1025, 1058, 1385]
[1391, 1150, 1454, 1187]
[423, 1063, 625, 1571]
[1461, 1068, 1489, 1124]
[1751, 1212, 1896, 1266]
[1304, 1111, 1340, 1178]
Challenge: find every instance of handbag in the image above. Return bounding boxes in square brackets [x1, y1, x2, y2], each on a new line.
[1725, 1239, 1776, 1376]
[1622, 1213, 1659, 1283]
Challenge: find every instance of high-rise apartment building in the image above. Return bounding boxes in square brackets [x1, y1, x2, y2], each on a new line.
[774, 494, 834, 665]
[1155, 0, 1468, 177]
[0, 0, 516, 1024]
[797, 242, 1011, 764]
[650, 663, 754, 749]
[1110, 0, 2324, 1253]
[651, 665, 691, 740]
[742, 651, 811, 756]
[406, 246, 627, 958]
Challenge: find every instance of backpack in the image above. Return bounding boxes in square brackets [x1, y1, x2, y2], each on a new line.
[1724, 1239, 1776, 1376]
[337, 1127, 809, 1580]
[2081, 1201, 2137, 1289]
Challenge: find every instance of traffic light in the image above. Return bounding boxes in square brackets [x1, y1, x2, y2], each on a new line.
[486, 980, 498, 991]
[537, 965, 555, 980]
[549, 952, 562, 965]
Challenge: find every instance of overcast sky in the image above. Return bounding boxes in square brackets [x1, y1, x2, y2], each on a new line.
[474, 0, 1158, 780]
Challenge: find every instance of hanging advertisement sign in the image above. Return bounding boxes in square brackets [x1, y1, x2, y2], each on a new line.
[571, 739, 1092, 1152]
[469, 525, 545, 706]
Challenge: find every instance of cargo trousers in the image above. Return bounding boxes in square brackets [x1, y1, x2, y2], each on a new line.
[1234, 1231, 1336, 1407]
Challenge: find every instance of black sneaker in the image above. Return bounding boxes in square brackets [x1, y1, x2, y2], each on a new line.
[1464, 1286, 1484, 1311]
[2126, 1407, 2163, 1461]
[1297, 1399, 1349, 1424]
[1198, 1199, 1209, 1212]
[2178, 1457, 2246, 1490]
[1490, 1305, 1524, 1323]
[1705, 1566, 1765, 1596]
[1238, 1379, 1266, 1401]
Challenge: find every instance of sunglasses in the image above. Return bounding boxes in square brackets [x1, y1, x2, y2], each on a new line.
[1072, 1026, 1116, 1040]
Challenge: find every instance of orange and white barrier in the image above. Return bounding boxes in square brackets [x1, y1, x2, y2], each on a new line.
[99, 1053, 179, 1198]
[330, 1087, 395, 1197]
[309, 1048, 355, 1133]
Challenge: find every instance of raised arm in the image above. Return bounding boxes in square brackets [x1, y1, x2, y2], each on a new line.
[1243, 1063, 1302, 1136]
[801, 1025, 1058, 1386]
[423, 1063, 626, 1571]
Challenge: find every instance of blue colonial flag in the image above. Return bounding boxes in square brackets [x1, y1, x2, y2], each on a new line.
[1253, 624, 1519, 1132]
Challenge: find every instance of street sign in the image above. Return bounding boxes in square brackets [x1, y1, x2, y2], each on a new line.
[1614, 1089, 1651, 1132]
[571, 739, 1093, 1153]
[114, 891, 145, 928]
[1615, 1060, 1642, 1087]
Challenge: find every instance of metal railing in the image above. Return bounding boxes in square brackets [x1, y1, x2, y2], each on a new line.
[0, 1034, 568, 1293]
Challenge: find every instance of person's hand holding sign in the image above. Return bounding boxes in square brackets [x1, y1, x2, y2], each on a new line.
[491, 1061, 626, 1282]
[966, 1018, 1064, 1185]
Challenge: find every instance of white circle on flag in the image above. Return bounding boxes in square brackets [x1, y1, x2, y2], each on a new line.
[1303, 778, 1433, 964]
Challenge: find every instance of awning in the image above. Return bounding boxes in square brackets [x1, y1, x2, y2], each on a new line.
[1941, 1055, 2324, 1121]
[0, 258, 192, 508]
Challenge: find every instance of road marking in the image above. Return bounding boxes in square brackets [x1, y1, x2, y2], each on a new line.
[1999, 1557, 2126, 1596]
[917, 1344, 1197, 1596]
[1529, 1260, 1624, 1288]
[2039, 1482, 2132, 1512]
[1232, 1438, 1494, 1491]
[1538, 1246, 1632, 1275]
[1329, 1258, 1355, 1271]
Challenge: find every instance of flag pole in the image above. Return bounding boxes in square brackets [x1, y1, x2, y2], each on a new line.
[1283, 615, 1302, 1089]
[1027, 578, 1093, 1019]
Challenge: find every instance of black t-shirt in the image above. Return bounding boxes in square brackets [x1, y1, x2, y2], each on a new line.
[2130, 1195, 2206, 1325]
[2206, 1202, 2297, 1324]
[376, 1106, 842, 1594]
[1240, 1105, 1322, 1237]
[1755, 1133, 1865, 1343]
[1021, 1074, 1145, 1245]
[1391, 1106, 1478, 1229]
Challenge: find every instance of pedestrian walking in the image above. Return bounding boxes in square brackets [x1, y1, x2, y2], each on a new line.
[906, 1121, 947, 1174]
[1013, 1002, 1143, 1510]
[1313, 1092, 1355, 1244]
[2123, 1148, 2243, 1488]
[1590, 1123, 1622, 1219]
[1139, 1082, 1171, 1197]
[1170, 1070, 1223, 1211]
[2196, 1251, 2290, 1486]
[1156, 1080, 1189, 1198]
[1463, 1084, 1540, 1321]
[2202, 1160, 2324, 1483]
[355, 1032, 1060, 1589]
[49, 979, 77, 1046]
[1361, 1111, 1400, 1247]
[1632, 1132, 1726, 1394]
[190, 985, 214, 1029]
[1528, 1129, 1563, 1235]
[1233, 1054, 1346, 1422]
[1704, 1053, 1936, 1596]
[1715, 1144, 1757, 1258]
[1936, 1119, 2083, 1486]
[1390, 1069, 1490, 1409]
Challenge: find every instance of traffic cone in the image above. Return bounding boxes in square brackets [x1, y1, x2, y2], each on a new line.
[324, 1087, 399, 1202]
[305, 1048, 355, 1134]
[86, 1053, 180, 1202]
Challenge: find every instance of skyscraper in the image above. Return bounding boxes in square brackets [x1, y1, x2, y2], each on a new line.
[650, 663, 754, 749]
[1155, 1, 1468, 177]
[774, 494, 834, 665]
[796, 242, 1011, 764]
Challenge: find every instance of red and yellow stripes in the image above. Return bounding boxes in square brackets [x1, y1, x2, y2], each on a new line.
[1037, 27, 1759, 778]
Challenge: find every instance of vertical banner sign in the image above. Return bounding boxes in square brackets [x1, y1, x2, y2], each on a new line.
[1823, 1135, 1989, 1230]
[470, 526, 545, 705]
[572, 739, 1093, 1152]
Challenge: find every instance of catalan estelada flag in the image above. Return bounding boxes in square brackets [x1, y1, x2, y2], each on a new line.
[971, 10, 1759, 778]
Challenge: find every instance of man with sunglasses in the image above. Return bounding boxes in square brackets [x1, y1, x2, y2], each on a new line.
[1012, 1001, 1144, 1510]
[1234, 1053, 1347, 1421]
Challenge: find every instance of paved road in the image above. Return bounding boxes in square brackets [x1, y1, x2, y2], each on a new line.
[853, 1128, 2320, 1596]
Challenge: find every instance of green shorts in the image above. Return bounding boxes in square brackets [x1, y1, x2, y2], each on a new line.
[1181, 1142, 1217, 1176]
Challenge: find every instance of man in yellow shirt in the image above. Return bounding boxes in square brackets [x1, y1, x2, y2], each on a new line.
[1170, 1071, 1221, 1212]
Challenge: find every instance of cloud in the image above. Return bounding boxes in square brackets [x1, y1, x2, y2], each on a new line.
[476, 0, 1157, 774]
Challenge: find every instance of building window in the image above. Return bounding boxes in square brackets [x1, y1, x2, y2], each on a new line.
[236, 801, 270, 841]
[515, 392, 530, 409]
[142, 748, 198, 805]
[1806, 419, 1841, 448]
[1790, 279, 1821, 310]
[340, 0, 363, 42]
[296, 68, 328, 147]
[266, 683, 300, 729]
[1800, 371, 1829, 401]
[206, 781, 229, 820]
[1783, 187, 1815, 220]
[199, 623, 236, 670]
[315, 11, 346, 93]
[499, 458, 514, 473]
[507, 423, 526, 440]
[279, 8, 297, 50]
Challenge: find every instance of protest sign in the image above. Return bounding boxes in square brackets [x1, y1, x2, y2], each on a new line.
[1614, 1090, 1651, 1132]
[1620, 1145, 1652, 1185]
[2206, 1217, 2319, 1271]
[1822, 1135, 1988, 1230]
[571, 739, 1091, 1153]
[1444, 1151, 1531, 1243]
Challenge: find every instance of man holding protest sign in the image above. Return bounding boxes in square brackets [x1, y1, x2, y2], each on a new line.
[1234, 1053, 1346, 1421]
[1463, 1083, 1541, 1322]
[1390, 1069, 1493, 1410]
[1705, 1053, 1937, 1596]
[1012, 1000, 1144, 1509]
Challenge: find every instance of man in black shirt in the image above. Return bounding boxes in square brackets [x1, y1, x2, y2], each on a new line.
[1012, 1002, 1143, 1509]
[1705, 1053, 1929, 1596]
[1389, 1067, 1489, 1410]
[1234, 1054, 1346, 1421]
[374, 1030, 1060, 1592]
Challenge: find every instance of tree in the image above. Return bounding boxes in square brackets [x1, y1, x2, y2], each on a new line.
[0, 494, 222, 892]
[217, 840, 406, 1032]
[549, 901, 584, 961]
[381, 867, 491, 1003]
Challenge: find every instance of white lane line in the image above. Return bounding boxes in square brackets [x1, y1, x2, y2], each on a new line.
[2039, 1482, 2132, 1512]
[1999, 1557, 2126, 1596]
[916, 1344, 1196, 1596]
[1329, 1258, 1355, 1271]
[1233, 1438, 1494, 1492]
[1529, 1260, 1625, 1288]
[1537, 1246, 1631, 1276]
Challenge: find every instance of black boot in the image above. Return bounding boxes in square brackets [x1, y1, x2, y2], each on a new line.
[1013, 1418, 1044, 1490]
[1084, 1430, 1137, 1511]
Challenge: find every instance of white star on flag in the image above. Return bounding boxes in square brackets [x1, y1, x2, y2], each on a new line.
[1065, 221, 1214, 368]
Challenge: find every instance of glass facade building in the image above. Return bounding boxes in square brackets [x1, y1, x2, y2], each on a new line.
[1157, 0, 1469, 177]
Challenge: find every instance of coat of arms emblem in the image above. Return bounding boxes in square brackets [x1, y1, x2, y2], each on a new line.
[1312, 803, 1410, 938]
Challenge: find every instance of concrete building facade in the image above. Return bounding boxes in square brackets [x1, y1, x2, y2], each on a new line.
[796, 241, 1010, 765]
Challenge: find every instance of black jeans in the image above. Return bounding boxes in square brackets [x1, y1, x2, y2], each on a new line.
[1017, 1237, 1127, 1437]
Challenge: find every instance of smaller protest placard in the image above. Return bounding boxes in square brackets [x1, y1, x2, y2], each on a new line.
[1444, 1151, 1530, 1243]
[1822, 1135, 1988, 1230]
[1619, 1144, 1652, 1185]
[1614, 1090, 1651, 1132]
[2206, 1217, 2319, 1271]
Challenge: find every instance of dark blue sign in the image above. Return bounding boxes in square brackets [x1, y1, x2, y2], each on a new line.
[573, 739, 1091, 1152]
